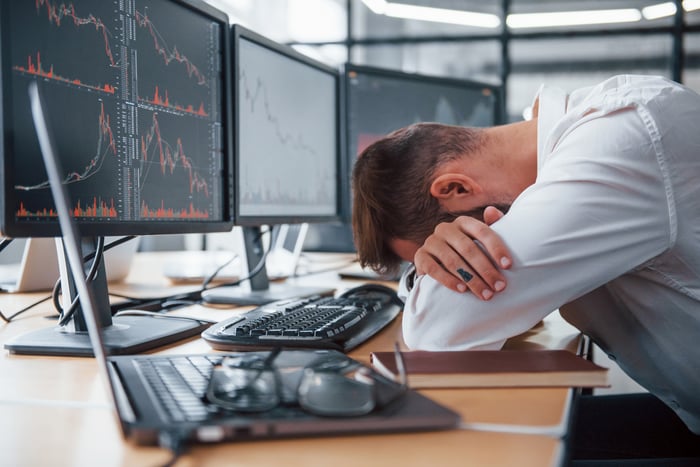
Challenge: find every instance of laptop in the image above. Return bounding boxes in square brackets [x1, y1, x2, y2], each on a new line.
[29, 81, 460, 448]
[0, 236, 138, 293]
[266, 223, 309, 280]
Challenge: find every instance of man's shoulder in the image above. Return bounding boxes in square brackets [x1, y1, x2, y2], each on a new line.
[570, 75, 688, 107]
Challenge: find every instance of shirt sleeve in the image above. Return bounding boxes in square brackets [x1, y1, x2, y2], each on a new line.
[402, 108, 674, 351]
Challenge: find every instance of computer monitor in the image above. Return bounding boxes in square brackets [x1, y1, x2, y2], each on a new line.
[0, 0, 233, 356]
[304, 64, 502, 252]
[200, 25, 341, 306]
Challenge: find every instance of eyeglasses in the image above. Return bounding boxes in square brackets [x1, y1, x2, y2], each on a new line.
[206, 345, 408, 417]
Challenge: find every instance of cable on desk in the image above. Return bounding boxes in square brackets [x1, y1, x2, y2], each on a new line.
[288, 257, 359, 279]
[0, 237, 13, 254]
[108, 228, 273, 313]
[200, 253, 239, 289]
[0, 294, 52, 323]
[53, 228, 356, 317]
[54, 236, 106, 326]
[52, 236, 137, 325]
[158, 429, 189, 467]
[114, 309, 214, 326]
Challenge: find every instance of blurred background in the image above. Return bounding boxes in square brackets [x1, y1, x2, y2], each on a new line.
[204, 0, 700, 122]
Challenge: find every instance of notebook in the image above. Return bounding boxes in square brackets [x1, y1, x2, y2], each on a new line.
[371, 349, 609, 389]
[29, 81, 460, 447]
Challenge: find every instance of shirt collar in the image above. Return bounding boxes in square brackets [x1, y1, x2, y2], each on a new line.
[534, 84, 568, 170]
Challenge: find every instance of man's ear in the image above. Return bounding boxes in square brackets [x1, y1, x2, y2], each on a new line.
[430, 173, 481, 211]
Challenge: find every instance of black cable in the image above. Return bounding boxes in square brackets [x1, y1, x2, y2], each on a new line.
[51, 236, 137, 325]
[201, 253, 239, 289]
[215, 225, 273, 287]
[0, 232, 354, 323]
[0, 238, 14, 254]
[109, 228, 273, 313]
[83, 235, 136, 261]
[0, 236, 116, 323]
[54, 236, 106, 326]
[114, 309, 214, 326]
[0, 294, 52, 324]
[157, 429, 189, 467]
[288, 257, 359, 279]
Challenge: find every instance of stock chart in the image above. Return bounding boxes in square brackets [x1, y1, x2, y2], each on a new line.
[236, 36, 337, 218]
[9, 0, 224, 223]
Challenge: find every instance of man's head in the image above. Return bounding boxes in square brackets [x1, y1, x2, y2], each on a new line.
[352, 122, 488, 274]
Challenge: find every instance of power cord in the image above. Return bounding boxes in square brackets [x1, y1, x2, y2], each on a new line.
[113, 309, 214, 326]
[52, 236, 137, 325]
[0, 238, 13, 254]
[288, 257, 359, 279]
[54, 236, 106, 326]
[201, 253, 239, 289]
[158, 429, 190, 467]
[0, 294, 52, 324]
[109, 228, 273, 313]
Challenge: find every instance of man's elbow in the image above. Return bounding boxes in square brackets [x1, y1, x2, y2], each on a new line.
[401, 297, 506, 351]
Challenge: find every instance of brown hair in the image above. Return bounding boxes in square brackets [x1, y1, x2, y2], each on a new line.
[352, 122, 485, 274]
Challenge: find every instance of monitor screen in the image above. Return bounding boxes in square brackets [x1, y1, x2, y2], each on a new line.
[0, 0, 232, 356]
[0, 0, 233, 238]
[233, 25, 341, 225]
[344, 64, 501, 217]
[346, 64, 500, 162]
[199, 25, 341, 306]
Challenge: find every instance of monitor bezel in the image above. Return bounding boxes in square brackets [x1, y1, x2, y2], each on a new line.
[0, 0, 235, 238]
[340, 63, 504, 222]
[231, 24, 343, 227]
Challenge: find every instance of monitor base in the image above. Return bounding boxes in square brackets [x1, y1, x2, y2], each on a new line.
[4, 314, 210, 357]
[201, 283, 334, 306]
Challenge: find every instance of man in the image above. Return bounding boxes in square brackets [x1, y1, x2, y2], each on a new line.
[352, 75, 700, 462]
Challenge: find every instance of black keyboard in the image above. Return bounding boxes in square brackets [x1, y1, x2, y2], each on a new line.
[201, 283, 403, 352]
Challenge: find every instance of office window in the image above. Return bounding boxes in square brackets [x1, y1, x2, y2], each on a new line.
[352, 41, 500, 85]
[509, 0, 675, 32]
[687, 5, 700, 26]
[351, 0, 501, 40]
[405, 41, 501, 85]
[204, 0, 346, 66]
[507, 35, 673, 121]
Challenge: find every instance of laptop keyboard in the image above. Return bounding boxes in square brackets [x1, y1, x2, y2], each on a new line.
[137, 356, 222, 422]
[133, 285, 403, 423]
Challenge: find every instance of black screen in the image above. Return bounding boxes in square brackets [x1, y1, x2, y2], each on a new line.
[0, 0, 233, 238]
[346, 65, 500, 166]
[304, 64, 501, 252]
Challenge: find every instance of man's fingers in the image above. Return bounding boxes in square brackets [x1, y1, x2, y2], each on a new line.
[454, 264, 498, 300]
[454, 217, 512, 270]
[415, 246, 501, 300]
[450, 233, 507, 293]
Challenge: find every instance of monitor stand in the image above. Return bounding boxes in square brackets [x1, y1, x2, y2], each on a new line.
[200, 226, 334, 306]
[4, 237, 209, 357]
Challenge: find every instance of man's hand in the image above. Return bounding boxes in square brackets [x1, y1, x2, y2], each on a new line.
[414, 206, 511, 300]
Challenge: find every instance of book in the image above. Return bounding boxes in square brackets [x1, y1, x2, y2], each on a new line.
[370, 349, 609, 389]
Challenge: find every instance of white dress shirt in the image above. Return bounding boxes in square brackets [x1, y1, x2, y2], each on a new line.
[399, 75, 700, 433]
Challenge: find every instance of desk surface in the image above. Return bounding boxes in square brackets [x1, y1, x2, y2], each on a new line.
[0, 252, 582, 467]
